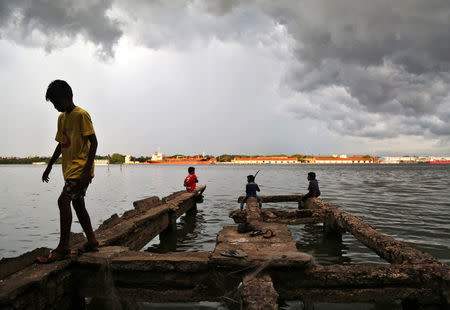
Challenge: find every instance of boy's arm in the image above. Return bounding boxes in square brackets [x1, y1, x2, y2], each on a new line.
[256, 184, 260, 192]
[42, 143, 62, 182]
[80, 134, 97, 184]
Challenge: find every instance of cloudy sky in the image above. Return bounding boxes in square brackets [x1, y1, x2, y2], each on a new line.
[1, 0, 449, 157]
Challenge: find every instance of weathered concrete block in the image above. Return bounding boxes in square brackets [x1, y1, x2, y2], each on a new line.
[97, 213, 120, 231]
[0, 248, 50, 280]
[241, 273, 278, 310]
[238, 195, 302, 203]
[133, 196, 162, 211]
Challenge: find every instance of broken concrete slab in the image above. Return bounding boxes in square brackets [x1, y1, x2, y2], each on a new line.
[76, 248, 211, 273]
[238, 195, 302, 203]
[229, 209, 326, 224]
[211, 225, 311, 268]
[241, 273, 278, 310]
[0, 258, 73, 310]
[319, 202, 438, 264]
[73, 191, 198, 252]
[0, 248, 50, 280]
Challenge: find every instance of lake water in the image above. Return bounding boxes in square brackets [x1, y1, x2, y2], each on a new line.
[1, 164, 449, 308]
[1, 164, 449, 264]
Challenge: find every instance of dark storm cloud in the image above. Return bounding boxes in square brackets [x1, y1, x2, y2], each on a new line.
[1, 0, 449, 140]
[198, 0, 450, 138]
[0, 0, 122, 58]
[113, 0, 278, 52]
[273, 1, 450, 112]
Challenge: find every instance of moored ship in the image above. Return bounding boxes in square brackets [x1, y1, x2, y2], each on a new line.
[425, 157, 450, 164]
[146, 151, 216, 165]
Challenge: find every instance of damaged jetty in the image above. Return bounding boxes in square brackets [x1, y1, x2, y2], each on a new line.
[1, 191, 449, 309]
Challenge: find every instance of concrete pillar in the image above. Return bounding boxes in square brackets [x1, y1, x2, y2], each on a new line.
[323, 214, 343, 237]
[159, 209, 177, 251]
[241, 273, 278, 310]
[68, 293, 86, 310]
[186, 203, 198, 216]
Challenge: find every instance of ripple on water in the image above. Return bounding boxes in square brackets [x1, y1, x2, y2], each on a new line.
[1, 164, 449, 265]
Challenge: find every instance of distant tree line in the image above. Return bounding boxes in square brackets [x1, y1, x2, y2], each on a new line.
[216, 154, 246, 162]
[130, 156, 148, 162]
[1, 153, 377, 164]
[0, 157, 53, 165]
[216, 154, 318, 162]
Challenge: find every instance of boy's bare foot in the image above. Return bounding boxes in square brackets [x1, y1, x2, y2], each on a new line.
[76, 241, 99, 255]
[36, 248, 71, 264]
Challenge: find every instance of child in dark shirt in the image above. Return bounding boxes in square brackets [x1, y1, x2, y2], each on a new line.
[300, 172, 320, 208]
[240, 175, 262, 210]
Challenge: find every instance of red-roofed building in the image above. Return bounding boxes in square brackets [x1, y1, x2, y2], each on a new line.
[231, 157, 298, 164]
[312, 157, 374, 164]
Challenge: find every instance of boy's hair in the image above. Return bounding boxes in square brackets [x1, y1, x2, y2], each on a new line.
[45, 80, 73, 102]
[308, 172, 316, 179]
[247, 175, 255, 182]
[188, 167, 195, 174]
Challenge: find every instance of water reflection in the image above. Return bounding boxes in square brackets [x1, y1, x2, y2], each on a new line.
[294, 224, 351, 265]
[145, 210, 201, 253]
[1, 164, 449, 264]
[86, 300, 226, 310]
[280, 300, 403, 310]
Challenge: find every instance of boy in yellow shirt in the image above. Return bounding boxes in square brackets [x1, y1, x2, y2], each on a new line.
[36, 80, 99, 263]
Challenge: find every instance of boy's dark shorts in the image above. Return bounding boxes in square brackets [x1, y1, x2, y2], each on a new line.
[62, 179, 89, 199]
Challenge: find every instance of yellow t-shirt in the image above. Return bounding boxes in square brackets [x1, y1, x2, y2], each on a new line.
[55, 106, 95, 180]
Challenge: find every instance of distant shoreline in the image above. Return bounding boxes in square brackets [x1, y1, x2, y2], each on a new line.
[2, 162, 448, 166]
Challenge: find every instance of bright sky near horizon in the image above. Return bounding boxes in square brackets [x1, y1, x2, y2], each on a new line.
[1, 1, 449, 157]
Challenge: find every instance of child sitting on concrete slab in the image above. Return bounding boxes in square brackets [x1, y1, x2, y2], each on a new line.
[300, 172, 320, 208]
[184, 166, 206, 196]
[240, 174, 262, 210]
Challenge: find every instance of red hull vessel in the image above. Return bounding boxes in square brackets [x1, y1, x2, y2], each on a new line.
[426, 160, 450, 164]
[146, 158, 216, 165]
[145, 151, 216, 165]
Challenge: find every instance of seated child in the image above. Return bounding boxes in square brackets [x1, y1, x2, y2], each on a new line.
[240, 174, 262, 210]
[184, 166, 206, 196]
[300, 172, 320, 207]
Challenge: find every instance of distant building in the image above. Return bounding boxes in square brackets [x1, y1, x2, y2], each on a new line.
[312, 157, 374, 164]
[380, 156, 418, 164]
[300, 157, 314, 163]
[94, 159, 109, 165]
[231, 157, 298, 164]
[124, 154, 141, 164]
[331, 154, 348, 158]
